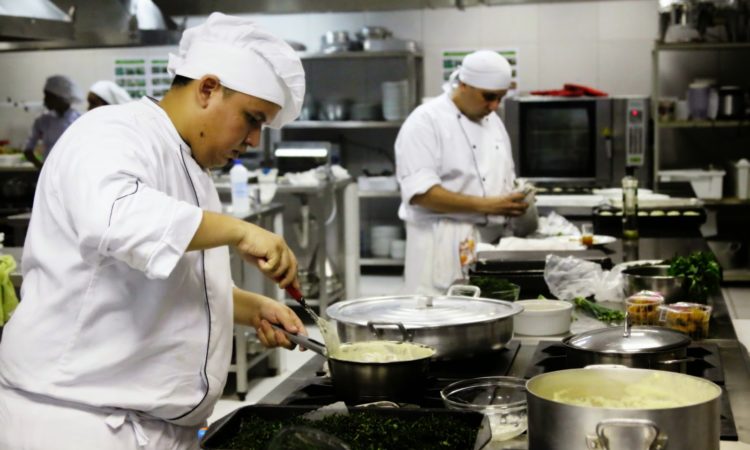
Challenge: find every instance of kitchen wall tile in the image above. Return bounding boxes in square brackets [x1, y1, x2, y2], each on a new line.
[599, 0, 659, 41]
[512, 43, 540, 92]
[421, 43, 450, 98]
[538, 41, 599, 90]
[480, 4, 539, 44]
[539, 2, 599, 42]
[364, 10, 423, 42]
[598, 40, 653, 95]
[422, 8, 483, 46]
[252, 14, 314, 50]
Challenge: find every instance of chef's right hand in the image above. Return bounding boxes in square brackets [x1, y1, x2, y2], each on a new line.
[235, 223, 299, 288]
[481, 192, 529, 217]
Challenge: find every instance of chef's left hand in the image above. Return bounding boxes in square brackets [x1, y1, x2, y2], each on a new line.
[242, 292, 307, 350]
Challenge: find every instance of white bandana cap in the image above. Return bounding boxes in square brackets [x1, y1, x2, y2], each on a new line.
[44, 75, 83, 104]
[442, 50, 512, 94]
[89, 80, 132, 105]
[167, 12, 305, 129]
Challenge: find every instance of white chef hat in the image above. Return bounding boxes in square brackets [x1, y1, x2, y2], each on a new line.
[167, 12, 305, 129]
[44, 75, 83, 104]
[443, 50, 512, 94]
[89, 80, 132, 105]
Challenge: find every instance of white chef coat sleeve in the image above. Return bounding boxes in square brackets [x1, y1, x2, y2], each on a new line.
[54, 126, 203, 279]
[395, 111, 442, 204]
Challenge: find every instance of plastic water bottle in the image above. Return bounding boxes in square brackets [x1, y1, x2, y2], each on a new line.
[230, 159, 250, 215]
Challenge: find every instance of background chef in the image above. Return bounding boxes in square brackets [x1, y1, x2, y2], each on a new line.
[0, 13, 306, 450]
[395, 50, 530, 295]
[22, 74, 83, 168]
[87, 80, 133, 110]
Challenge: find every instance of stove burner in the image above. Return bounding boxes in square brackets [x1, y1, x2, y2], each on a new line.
[523, 341, 738, 441]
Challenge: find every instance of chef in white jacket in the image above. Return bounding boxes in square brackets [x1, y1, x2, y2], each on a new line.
[0, 13, 307, 450]
[396, 50, 529, 295]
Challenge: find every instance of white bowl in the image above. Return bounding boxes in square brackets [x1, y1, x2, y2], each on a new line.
[513, 299, 573, 336]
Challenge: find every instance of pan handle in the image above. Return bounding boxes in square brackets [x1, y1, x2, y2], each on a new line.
[270, 324, 327, 357]
[367, 321, 412, 342]
[447, 284, 481, 297]
[585, 418, 668, 450]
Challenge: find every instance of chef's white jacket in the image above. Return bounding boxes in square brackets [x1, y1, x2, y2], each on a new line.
[0, 98, 233, 427]
[23, 108, 81, 158]
[396, 93, 516, 225]
[395, 94, 517, 294]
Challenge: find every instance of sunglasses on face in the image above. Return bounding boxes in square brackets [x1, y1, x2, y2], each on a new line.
[480, 91, 506, 102]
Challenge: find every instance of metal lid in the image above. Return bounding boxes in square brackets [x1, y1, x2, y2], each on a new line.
[326, 295, 523, 328]
[563, 326, 690, 353]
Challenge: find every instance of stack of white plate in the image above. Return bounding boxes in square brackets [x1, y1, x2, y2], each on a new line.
[370, 225, 403, 257]
[381, 80, 410, 121]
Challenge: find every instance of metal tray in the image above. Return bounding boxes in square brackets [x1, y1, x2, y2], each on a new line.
[201, 404, 491, 450]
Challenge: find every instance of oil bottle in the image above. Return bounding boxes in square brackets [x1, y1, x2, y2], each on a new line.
[622, 167, 639, 240]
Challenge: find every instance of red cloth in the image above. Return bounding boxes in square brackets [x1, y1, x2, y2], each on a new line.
[530, 83, 608, 97]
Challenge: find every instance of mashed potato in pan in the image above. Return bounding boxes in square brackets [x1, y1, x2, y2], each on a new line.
[331, 341, 435, 363]
[536, 371, 720, 409]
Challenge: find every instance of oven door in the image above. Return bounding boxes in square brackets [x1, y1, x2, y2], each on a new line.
[505, 97, 613, 186]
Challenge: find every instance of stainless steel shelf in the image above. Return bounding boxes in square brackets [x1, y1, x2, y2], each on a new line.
[358, 190, 400, 198]
[360, 257, 404, 266]
[299, 50, 422, 60]
[654, 42, 750, 51]
[657, 120, 750, 128]
[285, 120, 404, 129]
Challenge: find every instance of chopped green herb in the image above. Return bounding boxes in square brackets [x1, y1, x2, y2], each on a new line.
[666, 251, 721, 302]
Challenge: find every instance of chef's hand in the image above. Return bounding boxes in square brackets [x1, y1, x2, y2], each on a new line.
[481, 192, 529, 217]
[235, 223, 299, 289]
[235, 288, 307, 351]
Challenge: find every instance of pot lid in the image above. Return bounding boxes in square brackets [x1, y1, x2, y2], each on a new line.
[326, 295, 523, 328]
[564, 326, 690, 353]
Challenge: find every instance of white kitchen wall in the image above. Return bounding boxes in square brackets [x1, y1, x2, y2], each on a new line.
[0, 0, 658, 146]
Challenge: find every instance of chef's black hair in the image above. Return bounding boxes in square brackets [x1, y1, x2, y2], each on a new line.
[171, 75, 192, 88]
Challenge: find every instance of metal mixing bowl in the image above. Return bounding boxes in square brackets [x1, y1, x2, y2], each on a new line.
[622, 264, 687, 303]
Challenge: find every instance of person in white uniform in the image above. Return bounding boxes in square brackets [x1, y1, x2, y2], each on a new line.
[396, 50, 529, 295]
[23, 74, 83, 168]
[87, 80, 133, 110]
[0, 13, 307, 450]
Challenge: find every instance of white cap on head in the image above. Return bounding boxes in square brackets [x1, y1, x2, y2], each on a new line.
[167, 12, 305, 129]
[443, 50, 512, 94]
[89, 80, 132, 105]
[44, 75, 83, 104]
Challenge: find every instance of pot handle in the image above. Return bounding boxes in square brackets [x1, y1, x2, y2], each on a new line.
[585, 418, 668, 450]
[447, 284, 481, 297]
[367, 321, 413, 342]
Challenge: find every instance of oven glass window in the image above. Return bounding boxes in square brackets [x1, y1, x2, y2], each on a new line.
[520, 102, 596, 178]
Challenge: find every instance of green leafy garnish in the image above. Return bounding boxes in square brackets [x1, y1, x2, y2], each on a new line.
[469, 276, 517, 300]
[666, 251, 721, 301]
[573, 297, 625, 323]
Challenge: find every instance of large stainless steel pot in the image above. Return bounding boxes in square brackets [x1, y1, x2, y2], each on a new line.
[527, 366, 721, 450]
[562, 326, 692, 372]
[326, 286, 523, 360]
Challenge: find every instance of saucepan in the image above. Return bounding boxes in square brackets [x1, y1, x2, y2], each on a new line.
[272, 323, 435, 404]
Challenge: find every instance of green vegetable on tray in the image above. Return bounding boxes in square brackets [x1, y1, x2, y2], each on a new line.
[468, 276, 519, 301]
[666, 251, 721, 302]
[215, 411, 480, 450]
[573, 297, 625, 324]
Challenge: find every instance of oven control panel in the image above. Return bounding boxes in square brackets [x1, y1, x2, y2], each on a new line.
[625, 98, 647, 167]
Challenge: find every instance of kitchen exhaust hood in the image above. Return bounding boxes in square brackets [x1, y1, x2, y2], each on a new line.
[0, 0, 182, 51]
[0, 0, 74, 41]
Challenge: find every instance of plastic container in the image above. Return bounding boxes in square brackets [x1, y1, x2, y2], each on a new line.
[735, 159, 750, 200]
[659, 302, 712, 339]
[441, 376, 528, 442]
[230, 160, 250, 215]
[658, 169, 726, 199]
[513, 299, 573, 335]
[625, 290, 665, 326]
